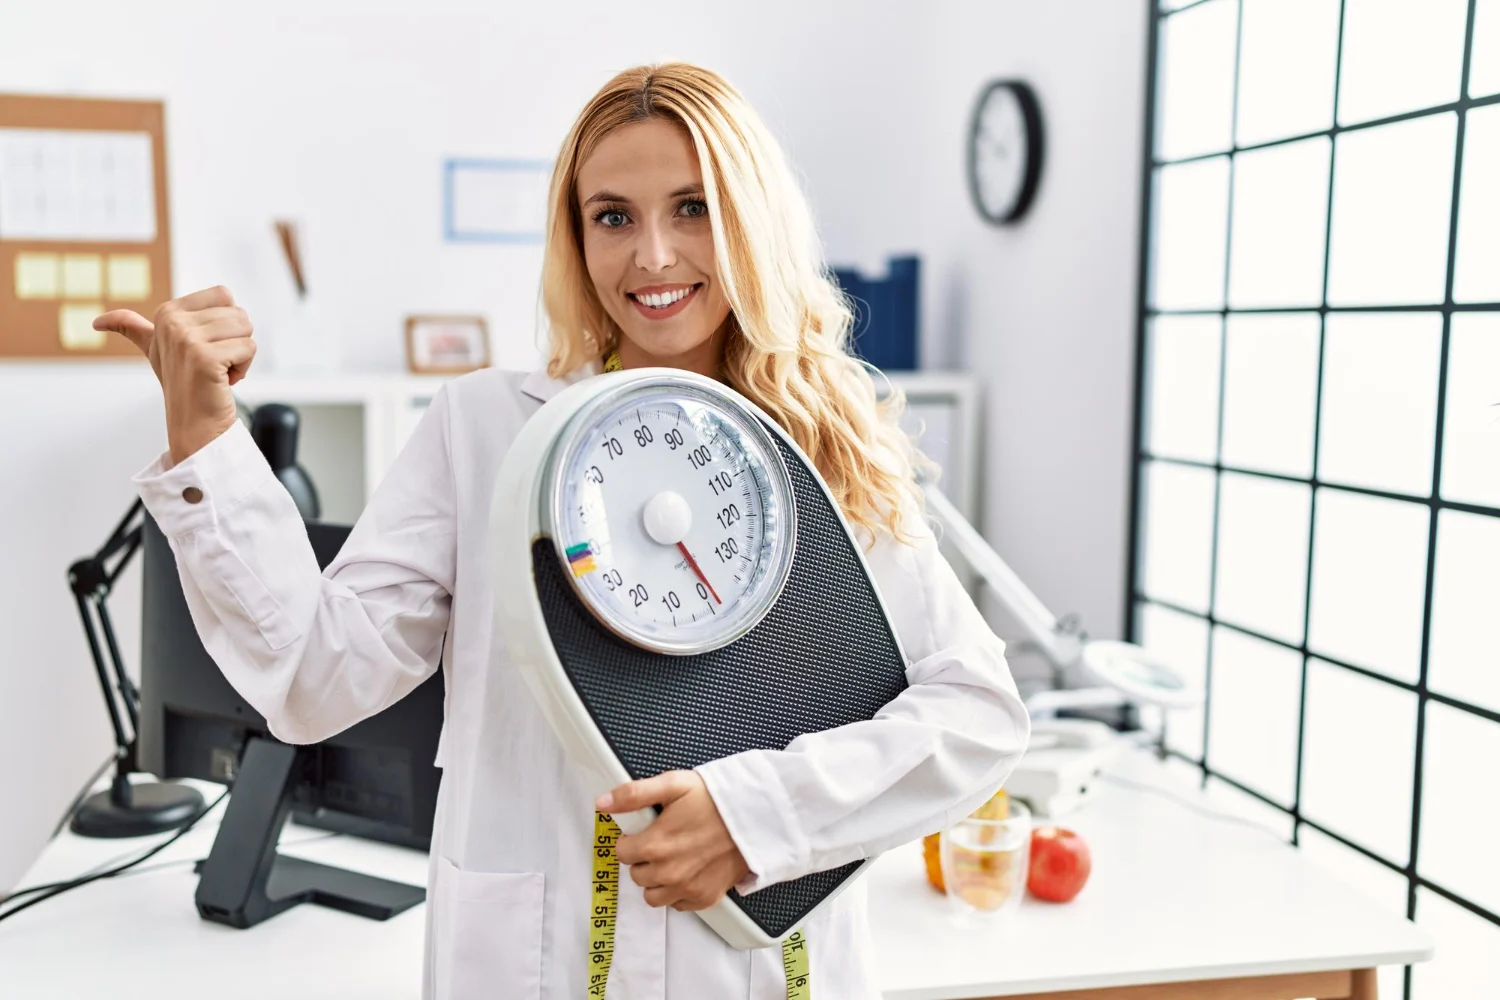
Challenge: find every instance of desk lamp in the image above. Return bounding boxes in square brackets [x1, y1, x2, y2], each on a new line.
[922, 485, 1202, 815]
[65, 403, 319, 837]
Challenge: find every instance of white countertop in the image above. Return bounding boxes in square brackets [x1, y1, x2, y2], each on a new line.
[864, 748, 1431, 998]
[1, 748, 1431, 998]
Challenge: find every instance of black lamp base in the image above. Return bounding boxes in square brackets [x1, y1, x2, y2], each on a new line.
[70, 777, 205, 838]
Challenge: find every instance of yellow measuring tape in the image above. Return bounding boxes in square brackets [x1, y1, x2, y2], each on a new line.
[590, 810, 810, 998]
[590, 812, 621, 997]
[781, 930, 810, 999]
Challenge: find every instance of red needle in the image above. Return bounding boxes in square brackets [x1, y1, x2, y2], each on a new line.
[676, 542, 721, 604]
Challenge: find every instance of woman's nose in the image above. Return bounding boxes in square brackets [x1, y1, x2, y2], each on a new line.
[633, 219, 677, 272]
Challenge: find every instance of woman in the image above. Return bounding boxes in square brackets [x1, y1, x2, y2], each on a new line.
[99, 63, 1029, 1000]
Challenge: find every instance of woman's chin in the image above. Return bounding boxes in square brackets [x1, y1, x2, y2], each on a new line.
[620, 329, 717, 363]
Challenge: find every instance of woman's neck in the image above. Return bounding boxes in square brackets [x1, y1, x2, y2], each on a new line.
[615, 324, 727, 380]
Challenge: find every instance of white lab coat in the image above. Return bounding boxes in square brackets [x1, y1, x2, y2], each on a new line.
[133, 362, 1030, 1000]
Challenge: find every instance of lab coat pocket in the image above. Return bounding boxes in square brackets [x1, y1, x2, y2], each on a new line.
[434, 856, 545, 1000]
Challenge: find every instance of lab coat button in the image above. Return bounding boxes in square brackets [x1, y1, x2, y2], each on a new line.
[182, 486, 204, 504]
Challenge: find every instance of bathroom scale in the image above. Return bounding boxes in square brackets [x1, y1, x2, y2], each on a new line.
[490, 367, 911, 950]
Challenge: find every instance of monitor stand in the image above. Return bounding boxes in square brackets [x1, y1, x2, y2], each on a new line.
[194, 737, 426, 928]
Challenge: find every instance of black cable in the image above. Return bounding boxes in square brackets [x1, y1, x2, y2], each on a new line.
[3, 824, 343, 909]
[0, 788, 228, 925]
[47, 755, 117, 841]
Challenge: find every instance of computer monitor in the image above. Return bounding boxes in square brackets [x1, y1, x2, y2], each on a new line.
[135, 513, 444, 928]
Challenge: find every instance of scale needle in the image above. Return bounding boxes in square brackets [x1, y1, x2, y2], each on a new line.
[677, 542, 721, 604]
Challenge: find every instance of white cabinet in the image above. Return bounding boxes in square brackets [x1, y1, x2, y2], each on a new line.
[232, 374, 449, 524]
[234, 371, 983, 532]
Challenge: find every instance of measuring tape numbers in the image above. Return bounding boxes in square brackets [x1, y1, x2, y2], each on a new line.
[589, 812, 622, 997]
[588, 809, 811, 998]
[781, 930, 810, 1000]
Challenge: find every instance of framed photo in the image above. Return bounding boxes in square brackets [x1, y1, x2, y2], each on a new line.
[405, 314, 490, 374]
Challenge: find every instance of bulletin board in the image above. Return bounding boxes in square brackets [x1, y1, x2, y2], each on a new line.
[0, 94, 172, 360]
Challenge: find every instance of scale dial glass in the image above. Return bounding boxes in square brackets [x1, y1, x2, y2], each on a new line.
[544, 379, 797, 655]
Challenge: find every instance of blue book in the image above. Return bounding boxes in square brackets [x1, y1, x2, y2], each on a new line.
[830, 255, 920, 372]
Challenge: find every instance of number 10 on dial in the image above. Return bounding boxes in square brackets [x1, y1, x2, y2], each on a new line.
[544, 380, 797, 656]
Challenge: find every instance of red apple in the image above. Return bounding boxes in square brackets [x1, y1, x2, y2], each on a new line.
[1027, 826, 1092, 903]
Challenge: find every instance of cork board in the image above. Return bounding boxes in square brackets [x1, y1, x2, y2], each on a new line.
[0, 94, 171, 360]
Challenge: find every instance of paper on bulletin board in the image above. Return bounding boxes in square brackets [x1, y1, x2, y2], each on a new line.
[62, 253, 103, 297]
[445, 159, 550, 243]
[14, 252, 60, 298]
[0, 128, 157, 241]
[58, 302, 105, 350]
[106, 254, 151, 300]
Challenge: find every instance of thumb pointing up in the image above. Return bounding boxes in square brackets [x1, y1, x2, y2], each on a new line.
[94, 309, 155, 353]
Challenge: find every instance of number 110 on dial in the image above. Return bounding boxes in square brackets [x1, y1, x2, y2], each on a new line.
[548, 381, 797, 656]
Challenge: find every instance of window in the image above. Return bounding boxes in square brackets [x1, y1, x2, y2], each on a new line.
[1132, 2, 1500, 995]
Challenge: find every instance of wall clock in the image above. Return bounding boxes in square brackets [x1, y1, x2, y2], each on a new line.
[967, 79, 1045, 225]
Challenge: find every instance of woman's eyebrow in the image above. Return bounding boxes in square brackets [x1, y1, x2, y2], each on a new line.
[581, 184, 704, 208]
[582, 190, 631, 207]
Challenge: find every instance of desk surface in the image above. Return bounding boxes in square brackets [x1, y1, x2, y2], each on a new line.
[2, 749, 1431, 999]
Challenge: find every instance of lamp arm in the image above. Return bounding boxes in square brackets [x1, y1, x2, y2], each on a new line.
[922, 484, 1083, 669]
[67, 500, 147, 782]
[69, 589, 132, 756]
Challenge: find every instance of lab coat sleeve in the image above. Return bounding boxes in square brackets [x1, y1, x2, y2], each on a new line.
[131, 387, 457, 745]
[695, 515, 1031, 894]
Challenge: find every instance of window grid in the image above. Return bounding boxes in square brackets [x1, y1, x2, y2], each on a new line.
[1128, 1, 1500, 994]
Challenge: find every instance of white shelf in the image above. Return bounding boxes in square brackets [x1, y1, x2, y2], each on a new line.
[233, 369, 984, 535]
[233, 372, 461, 523]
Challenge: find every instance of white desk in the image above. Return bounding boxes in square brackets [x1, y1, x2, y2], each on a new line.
[2, 750, 1430, 999]
[869, 749, 1432, 999]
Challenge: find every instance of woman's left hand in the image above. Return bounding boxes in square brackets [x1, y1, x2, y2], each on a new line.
[601, 770, 749, 911]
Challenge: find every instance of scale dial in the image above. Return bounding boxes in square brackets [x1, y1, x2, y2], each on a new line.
[542, 378, 797, 655]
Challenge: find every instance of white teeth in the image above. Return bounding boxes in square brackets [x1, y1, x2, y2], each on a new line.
[637, 287, 692, 308]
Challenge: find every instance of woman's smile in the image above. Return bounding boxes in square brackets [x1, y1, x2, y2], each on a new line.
[627, 281, 703, 320]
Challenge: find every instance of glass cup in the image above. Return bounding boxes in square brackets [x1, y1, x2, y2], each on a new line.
[939, 797, 1031, 921]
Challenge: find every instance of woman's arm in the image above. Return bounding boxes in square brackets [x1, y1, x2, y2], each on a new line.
[134, 391, 456, 745]
[693, 519, 1031, 893]
[107, 287, 456, 745]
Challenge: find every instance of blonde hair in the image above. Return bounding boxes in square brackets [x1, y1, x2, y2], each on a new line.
[541, 62, 933, 544]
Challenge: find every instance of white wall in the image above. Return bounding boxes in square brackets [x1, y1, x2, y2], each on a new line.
[0, 0, 1149, 890]
[920, 0, 1150, 685]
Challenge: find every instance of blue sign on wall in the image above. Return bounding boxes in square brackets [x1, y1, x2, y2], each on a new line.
[443, 158, 551, 244]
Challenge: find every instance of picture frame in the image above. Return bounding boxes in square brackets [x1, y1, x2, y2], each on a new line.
[404, 314, 490, 374]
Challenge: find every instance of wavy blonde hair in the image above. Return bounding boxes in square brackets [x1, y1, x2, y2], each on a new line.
[541, 62, 932, 543]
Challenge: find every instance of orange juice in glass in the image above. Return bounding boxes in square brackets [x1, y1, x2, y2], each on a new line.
[939, 797, 1031, 919]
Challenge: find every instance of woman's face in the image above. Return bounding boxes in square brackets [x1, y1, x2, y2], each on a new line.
[576, 118, 733, 373]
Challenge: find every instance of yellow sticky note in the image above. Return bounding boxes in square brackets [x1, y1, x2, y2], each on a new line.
[106, 254, 152, 301]
[62, 254, 104, 298]
[15, 253, 61, 299]
[59, 303, 106, 350]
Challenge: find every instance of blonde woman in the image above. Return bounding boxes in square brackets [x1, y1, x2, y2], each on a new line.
[101, 63, 1029, 1000]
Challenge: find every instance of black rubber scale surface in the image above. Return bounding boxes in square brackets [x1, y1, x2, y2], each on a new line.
[531, 436, 909, 938]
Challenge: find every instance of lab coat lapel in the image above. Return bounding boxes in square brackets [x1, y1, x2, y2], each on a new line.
[520, 360, 602, 404]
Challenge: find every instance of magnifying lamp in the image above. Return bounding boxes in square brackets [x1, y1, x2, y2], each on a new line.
[920, 485, 1201, 719]
[921, 485, 1200, 814]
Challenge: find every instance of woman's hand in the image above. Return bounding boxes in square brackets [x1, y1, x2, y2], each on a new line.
[601, 771, 749, 911]
[95, 286, 256, 466]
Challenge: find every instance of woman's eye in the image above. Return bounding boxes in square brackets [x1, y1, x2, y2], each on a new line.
[680, 199, 709, 218]
[598, 210, 629, 228]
